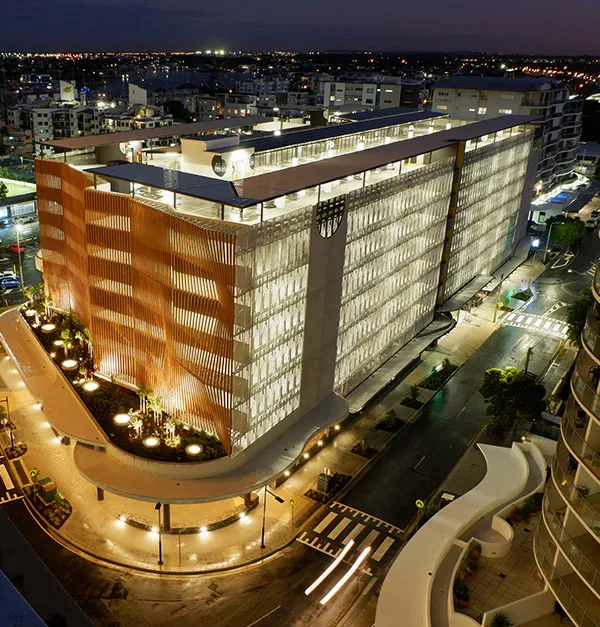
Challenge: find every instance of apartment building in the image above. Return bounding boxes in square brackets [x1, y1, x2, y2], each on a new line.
[235, 76, 290, 94]
[534, 264, 600, 626]
[6, 102, 104, 154]
[432, 76, 583, 190]
[324, 80, 403, 109]
[35, 110, 538, 490]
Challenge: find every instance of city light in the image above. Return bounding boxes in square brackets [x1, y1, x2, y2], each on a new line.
[41, 323, 56, 333]
[61, 359, 78, 370]
[143, 436, 160, 448]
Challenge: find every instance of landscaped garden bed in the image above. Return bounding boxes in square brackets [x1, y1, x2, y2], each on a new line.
[305, 473, 351, 503]
[419, 359, 459, 390]
[350, 442, 378, 458]
[23, 484, 72, 529]
[20, 287, 226, 464]
[375, 409, 404, 433]
[5, 443, 27, 459]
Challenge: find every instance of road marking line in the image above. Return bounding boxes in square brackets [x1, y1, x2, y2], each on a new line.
[372, 536, 395, 562]
[342, 523, 365, 545]
[244, 605, 281, 627]
[357, 529, 379, 553]
[314, 511, 337, 534]
[328, 518, 351, 540]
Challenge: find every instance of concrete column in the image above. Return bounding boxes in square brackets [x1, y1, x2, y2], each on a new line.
[96, 487, 104, 501]
[163, 504, 171, 531]
[62, 436, 70, 445]
[243, 493, 254, 508]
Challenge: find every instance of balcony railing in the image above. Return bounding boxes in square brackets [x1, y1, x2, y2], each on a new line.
[571, 358, 600, 421]
[544, 482, 600, 594]
[562, 400, 600, 481]
[535, 520, 600, 627]
[554, 441, 600, 535]
[594, 266, 600, 300]
[583, 311, 600, 359]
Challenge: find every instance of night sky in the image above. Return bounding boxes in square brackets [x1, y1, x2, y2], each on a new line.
[4, 0, 600, 54]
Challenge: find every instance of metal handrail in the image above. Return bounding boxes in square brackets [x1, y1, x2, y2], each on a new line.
[562, 400, 600, 481]
[571, 357, 600, 422]
[543, 482, 600, 593]
[553, 441, 600, 535]
[535, 521, 600, 627]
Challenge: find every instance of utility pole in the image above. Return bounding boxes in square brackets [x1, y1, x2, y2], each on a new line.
[543, 221, 558, 264]
[493, 274, 505, 324]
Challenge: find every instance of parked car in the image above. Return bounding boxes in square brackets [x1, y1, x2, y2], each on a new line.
[0, 276, 21, 289]
[15, 215, 36, 225]
[6, 243, 24, 254]
[0, 271, 17, 280]
[585, 218, 599, 229]
[592, 209, 600, 218]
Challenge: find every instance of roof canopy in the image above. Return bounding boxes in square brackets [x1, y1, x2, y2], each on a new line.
[41, 115, 271, 150]
[89, 114, 538, 208]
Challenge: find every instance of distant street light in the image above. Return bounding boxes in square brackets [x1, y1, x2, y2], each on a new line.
[260, 485, 284, 549]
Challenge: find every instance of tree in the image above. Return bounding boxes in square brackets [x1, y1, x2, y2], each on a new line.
[478, 367, 545, 433]
[566, 287, 594, 346]
[0, 182, 7, 200]
[547, 216, 586, 250]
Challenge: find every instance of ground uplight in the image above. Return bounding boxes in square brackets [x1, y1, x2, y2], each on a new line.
[113, 413, 131, 426]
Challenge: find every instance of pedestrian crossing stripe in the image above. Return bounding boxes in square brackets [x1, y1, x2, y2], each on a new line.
[502, 312, 568, 339]
[0, 492, 23, 504]
[298, 502, 403, 572]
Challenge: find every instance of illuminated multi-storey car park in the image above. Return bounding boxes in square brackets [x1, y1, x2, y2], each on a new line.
[31, 110, 539, 505]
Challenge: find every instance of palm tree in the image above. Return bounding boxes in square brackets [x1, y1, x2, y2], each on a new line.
[147, 394, 163, 425]
[137, 383, 150, 414]
[60, 328, 73, 357]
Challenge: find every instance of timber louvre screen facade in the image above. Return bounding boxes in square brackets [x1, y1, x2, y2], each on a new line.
[36, 159, 241, 453]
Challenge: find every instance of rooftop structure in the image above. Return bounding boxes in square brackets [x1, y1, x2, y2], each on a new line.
[31, 111, 539, 504]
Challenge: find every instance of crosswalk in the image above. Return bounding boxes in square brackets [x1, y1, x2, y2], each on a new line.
[297, 501, 403, 576]
[0, 459, 21, 505]
[502, 312, 568, 339]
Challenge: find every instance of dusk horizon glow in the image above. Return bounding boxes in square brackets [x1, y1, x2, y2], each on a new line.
[4, 0, 600, 56]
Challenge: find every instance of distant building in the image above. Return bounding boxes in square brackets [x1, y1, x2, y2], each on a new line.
[432, 76, 583, 190]
[576, 141, 600, 177]
[235, 76, 290, 94]
[582, 93, 600, 143]
[323, 80, 403, 109]
[6, 102, 104, 155]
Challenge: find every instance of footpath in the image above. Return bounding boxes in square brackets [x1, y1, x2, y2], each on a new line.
[0, 250, 554, 574]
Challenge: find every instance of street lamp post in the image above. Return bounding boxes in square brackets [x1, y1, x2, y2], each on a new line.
[155, 502, 163, 565]
[492, 274, 505, 324]
[260, 485, 284, 549]
[543, 221, 558, 265]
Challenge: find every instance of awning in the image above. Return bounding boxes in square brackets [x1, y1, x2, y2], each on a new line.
[438, 274, 493, 312]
